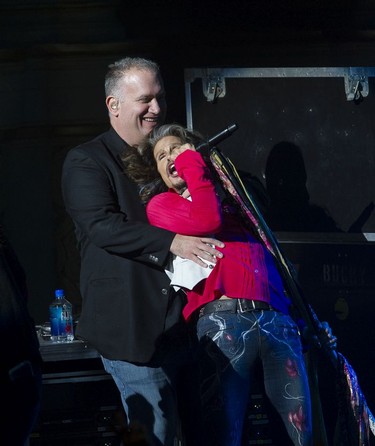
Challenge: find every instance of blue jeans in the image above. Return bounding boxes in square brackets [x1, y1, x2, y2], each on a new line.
[196, 309, 312, 446]
[101, 357, 179, 446]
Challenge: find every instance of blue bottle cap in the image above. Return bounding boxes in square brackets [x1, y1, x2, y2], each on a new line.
[55, 289, 64, 298]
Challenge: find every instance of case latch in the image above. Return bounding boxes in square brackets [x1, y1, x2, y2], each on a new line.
[344, 72, 369, 102]
[203, 75, 226, 102]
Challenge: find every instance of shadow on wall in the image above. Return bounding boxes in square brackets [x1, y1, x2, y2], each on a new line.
[263, 141, 344, 233]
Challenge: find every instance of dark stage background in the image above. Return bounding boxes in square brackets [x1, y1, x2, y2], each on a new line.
[1, 2, 375, 442]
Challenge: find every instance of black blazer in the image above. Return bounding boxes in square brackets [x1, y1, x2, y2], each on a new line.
[61, 128, 177, 363]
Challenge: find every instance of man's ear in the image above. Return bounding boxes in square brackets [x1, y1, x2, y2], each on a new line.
[106, 97, 119, 114]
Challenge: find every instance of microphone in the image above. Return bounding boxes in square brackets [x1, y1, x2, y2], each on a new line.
[196, 123, 238, 151]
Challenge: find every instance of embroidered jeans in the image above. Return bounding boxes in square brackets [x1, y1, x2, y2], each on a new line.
[196, 309, 312, 446]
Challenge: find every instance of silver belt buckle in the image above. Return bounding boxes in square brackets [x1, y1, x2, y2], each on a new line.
[238, 299, 255, 313]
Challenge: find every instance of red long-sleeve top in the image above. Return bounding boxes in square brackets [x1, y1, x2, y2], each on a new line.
[146, 150, 290, 320]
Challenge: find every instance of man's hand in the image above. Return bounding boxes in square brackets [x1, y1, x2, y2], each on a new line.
[170, 234, 224, 267]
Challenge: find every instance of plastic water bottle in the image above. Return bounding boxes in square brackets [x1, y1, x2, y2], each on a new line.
[49, 289, 74, 342]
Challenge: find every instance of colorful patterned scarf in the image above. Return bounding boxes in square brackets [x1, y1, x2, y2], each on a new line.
[209, 146, 375, 445]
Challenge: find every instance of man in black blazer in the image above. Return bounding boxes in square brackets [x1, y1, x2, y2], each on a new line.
[61, 57, 223, 446]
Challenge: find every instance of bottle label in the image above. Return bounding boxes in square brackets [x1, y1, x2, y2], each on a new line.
[50, 305, 73, 337]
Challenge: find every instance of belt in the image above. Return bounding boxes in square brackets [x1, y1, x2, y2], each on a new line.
[198, 298, 273, 318]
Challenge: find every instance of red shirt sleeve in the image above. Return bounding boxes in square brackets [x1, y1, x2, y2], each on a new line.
[146, 150, 222, 235]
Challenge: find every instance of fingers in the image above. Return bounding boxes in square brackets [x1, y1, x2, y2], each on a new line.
[184, 241, 223, 267]
[196, 238, 224, 264]
[178, 143, 195, 154]
[182, 143, 195, 150]
[201, 237, 225, 249]
[189, 254, 213, 268]
[319, 322, 338, 350]
[170, 235, 225, 267]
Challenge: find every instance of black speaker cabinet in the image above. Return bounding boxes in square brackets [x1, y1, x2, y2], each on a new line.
[30, 340, 123, 446]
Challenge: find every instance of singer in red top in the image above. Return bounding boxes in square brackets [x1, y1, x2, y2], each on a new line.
[125, 124, 313, 446]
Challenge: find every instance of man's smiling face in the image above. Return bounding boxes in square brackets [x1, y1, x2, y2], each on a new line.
[114, 68, 167, 147]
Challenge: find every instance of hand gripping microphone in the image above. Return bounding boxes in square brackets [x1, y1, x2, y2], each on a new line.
[196, 123, 238, 151]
